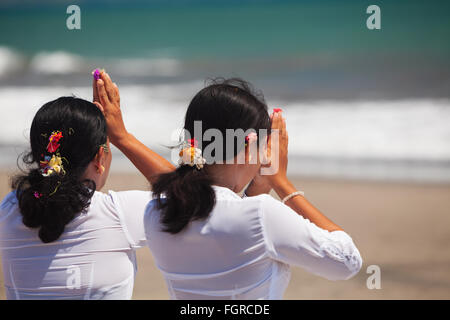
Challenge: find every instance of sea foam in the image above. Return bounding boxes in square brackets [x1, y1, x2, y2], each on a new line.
[0, 84, 449, 182]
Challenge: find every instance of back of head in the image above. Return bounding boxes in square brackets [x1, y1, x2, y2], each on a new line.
[12, 96, 107, 243]
[152, 78, 271, 234]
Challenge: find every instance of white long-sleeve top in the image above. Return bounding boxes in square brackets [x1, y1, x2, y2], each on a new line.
[0, 190, 149, 300]
[144, 185, 362, 299]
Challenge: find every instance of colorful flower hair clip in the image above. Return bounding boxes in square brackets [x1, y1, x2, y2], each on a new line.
[49, 181, 61, 196]
[178, 138, 205, 170]
[188, 138, 198, 148]
[245, 132, 258, 147]
[47, 131, 63, 153]
[33, 191, 43, 199]
[40, 154, 65, 177]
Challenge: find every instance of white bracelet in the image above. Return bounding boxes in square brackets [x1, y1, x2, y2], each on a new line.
[281, 191, 304, 204]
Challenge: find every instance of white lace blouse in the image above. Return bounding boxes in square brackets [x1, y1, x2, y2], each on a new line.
[0, 190, 149, 300]
[144, 186, 362, 300]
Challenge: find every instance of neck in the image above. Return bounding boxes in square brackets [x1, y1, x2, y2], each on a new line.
[206, 164, 240, 193]
[82, 163, 102, 190]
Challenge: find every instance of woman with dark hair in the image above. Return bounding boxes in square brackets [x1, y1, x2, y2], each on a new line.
[144, 78, 363, 299]
[0, 71, 174, 299]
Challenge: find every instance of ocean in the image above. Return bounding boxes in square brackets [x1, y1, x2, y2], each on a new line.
[0, 0, 449, 182]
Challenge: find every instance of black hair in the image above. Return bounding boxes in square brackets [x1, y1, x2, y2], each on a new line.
[11, 96, 107, 243]
[152, 78, 271, 234]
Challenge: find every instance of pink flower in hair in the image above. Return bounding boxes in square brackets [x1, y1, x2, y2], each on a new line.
[188, 138, 198, 148]
[245, 132, 258, 145]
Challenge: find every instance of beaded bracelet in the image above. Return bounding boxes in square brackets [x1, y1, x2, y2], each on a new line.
[281, 191, 305, 204]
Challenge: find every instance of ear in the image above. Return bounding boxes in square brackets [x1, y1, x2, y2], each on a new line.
[244, 141, 249, 158]
[244, 138, 252, 164]
[94, 146, 105, 168]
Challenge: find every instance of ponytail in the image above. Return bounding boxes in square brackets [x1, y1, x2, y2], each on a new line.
[152, 165, 215, 234]
[12, 167, 95, 243]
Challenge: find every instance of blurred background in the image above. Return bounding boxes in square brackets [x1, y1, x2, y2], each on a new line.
[0, 0, 449, 299]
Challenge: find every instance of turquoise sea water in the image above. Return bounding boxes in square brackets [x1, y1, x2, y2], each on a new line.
[1, 0, 449, 58]
[0, 0, 449, 98]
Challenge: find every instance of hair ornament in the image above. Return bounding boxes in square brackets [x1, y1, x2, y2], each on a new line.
[49, 181, 62, 196]
[40, 154, 66, 177]
[245, 132, 258, 147]
[47, 131, 63, 153]
[33, 191, 42, 199]
[178, 138, 206, 170]
[39, 130, 66, 177]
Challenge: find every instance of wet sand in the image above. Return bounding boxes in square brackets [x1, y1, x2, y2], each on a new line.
[1, 170, 450, 299]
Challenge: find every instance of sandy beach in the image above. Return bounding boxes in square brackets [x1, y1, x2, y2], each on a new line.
[1, 170, 449, 300]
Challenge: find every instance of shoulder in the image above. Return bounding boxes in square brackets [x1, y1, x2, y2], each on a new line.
[0, 191, 20, 227]
[249, 193, 301, 215]
[243, 193, 307, 233]
[0, 191, 18, 215]
[92, 189, 151, 205]
[241, 193, 284, 213]
[106, 190, 152, 216]
[143, 198, 162, 231]
[91, 190, 152, 217]
[213, 193, 283, 221]
[211, 193, 277, 231]
[107, 190, 152, 203]
[1, 191, 17, 206]
[91, 190, 152, 248]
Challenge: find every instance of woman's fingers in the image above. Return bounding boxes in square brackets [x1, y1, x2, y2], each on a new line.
[92, 76, 99, 103]
[112, 82, 120, 106]
[264, 110, 280, 167]
[100, 71, 119, 103]
[100, 71, 114, 100]
[281, 116, 288, 153]
[281, 116, 287, 137]
[96, 79, 110, 108]
[272, 110, 282, 130]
